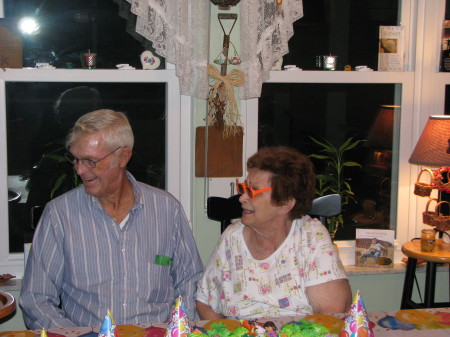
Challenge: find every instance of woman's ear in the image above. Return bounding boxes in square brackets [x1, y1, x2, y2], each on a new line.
[280, 198, 296, 214]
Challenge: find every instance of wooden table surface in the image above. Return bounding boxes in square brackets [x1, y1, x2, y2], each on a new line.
[401, 239, 450, 263]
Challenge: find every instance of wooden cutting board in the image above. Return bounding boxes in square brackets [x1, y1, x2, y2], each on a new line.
[195, 126, 243, 177]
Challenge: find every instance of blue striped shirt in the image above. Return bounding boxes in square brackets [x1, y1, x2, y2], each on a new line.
[20, 172, 203, 329]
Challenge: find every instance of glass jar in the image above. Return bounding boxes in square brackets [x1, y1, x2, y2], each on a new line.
[421, 229, 436, 252]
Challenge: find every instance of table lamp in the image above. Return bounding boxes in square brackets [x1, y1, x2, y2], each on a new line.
[409, 115, 450, 234]
[366, 105, 399, 174]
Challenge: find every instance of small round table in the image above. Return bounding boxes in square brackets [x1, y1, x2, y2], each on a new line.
[400, 239, 450, 309]
[0, 290, 16, 321]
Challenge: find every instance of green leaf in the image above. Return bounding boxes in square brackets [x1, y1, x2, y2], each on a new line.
[343, 161, 362, 167]
[50, 174, 67, 199]
[43, 153, 67, 164]
[309, 154, 331, 160]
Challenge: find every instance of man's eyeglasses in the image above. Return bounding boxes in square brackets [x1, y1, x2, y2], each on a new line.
[236, 179, 273, 199]
[65, 147, 122, 169]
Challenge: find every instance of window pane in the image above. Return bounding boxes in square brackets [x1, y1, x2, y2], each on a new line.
[7, 82, 166, 252]
[259, 83, 400, 240]
[2, 0, 164, 69]
[283, 0, 399, 70]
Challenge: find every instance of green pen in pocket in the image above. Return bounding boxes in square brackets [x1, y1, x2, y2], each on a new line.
[155, 255, 173, 266]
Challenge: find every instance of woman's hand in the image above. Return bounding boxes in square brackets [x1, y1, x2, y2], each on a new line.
[196, 300, 226, 320]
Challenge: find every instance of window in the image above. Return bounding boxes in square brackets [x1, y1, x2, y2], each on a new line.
[0, 0, 189, 277]
[2, 0, 164, 69]
[256, 0, 401, 241]
[7, 82, 166, 253]
[259, 83, 400, 240]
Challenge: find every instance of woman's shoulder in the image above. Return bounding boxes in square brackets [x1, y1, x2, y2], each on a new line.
[294, 215, 328, 232]
[220, 220, 245, 239]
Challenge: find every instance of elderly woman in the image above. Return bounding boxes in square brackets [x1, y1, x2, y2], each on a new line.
[196, 146, 352, 320]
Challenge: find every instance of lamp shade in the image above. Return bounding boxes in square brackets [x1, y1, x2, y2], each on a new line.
[367, 105, 399, 148]
[409, 115, 450, 167]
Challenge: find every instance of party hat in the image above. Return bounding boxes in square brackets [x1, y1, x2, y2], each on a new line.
[40, 328, 48, 337]
[99, 310, 116, 337]
[165, 296, 191, 337]
[340, 290, 374, 337]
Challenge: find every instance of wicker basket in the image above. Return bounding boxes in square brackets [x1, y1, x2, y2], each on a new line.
[432, 201, 450, 232]
[414, 168, 434, 197]
[423, 198, 438, 225]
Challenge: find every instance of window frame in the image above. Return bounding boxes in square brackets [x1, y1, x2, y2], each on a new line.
[0, 68, 191, 277]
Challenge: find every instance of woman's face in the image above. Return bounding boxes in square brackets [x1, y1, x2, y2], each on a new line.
[239, 168, 286, 229]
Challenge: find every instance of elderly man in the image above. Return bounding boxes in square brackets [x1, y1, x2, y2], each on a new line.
[20, 109, 203, 329]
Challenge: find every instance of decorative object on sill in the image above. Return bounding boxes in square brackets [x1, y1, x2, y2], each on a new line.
[35, 62, 55, 69]
[210, 0, 241, 10]
[344, 65, 352, 71]
[409, 115, 450, 235]
[315, 55, 338, 70]
[283, 65, 301, 71]
[140, 50, 160, 70]
[322, 55, 337, 70]
[355, 229, 394, 268]
[81, 50, 97, 69]
[355, 65, 374, 71]
[116, 64, 136, 70]
[378, 26, 405, 71]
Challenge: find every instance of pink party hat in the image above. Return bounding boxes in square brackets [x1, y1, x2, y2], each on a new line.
[339, 290, 374, 337]
[99, 310, 117, 337]
[165, 296, 191, 337]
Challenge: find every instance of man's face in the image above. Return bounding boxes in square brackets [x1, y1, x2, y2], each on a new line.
[69, 133, 123, 199]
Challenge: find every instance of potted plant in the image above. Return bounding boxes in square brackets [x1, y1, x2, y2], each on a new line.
[309, 136, 364, 240]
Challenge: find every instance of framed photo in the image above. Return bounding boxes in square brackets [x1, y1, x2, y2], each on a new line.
[355, 229, 395, 268]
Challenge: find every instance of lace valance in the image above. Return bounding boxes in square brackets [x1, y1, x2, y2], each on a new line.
[126, 0, 303, 100]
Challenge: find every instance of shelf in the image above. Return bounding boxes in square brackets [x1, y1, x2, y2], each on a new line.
[267, 70, 414, 84]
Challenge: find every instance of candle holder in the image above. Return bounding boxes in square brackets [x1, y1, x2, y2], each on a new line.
[81, 52, 97, 69]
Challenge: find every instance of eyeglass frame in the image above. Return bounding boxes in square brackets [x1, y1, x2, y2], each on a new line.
[236, 179, 273, 199]
[65, 146, 122, 168]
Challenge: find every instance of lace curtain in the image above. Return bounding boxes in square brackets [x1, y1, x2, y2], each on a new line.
[125, 0, 303, 100]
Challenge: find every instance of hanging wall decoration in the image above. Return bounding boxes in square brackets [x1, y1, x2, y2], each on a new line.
[210, 0, 241, 10]
[195, 13, 245, 177]
[207, 13, 245, 138]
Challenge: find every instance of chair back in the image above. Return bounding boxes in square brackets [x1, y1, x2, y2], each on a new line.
[207, 194, 242, 233]
[309, 194, 342, 225]
[207, 193, 341, 232]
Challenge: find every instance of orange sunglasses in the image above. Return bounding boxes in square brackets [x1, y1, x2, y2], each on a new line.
[236, 179, 273, 199]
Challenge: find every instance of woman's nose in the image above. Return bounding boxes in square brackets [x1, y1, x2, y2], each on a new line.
[239, 192, 249, 203]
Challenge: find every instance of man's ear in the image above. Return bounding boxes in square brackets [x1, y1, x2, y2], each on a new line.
[119, 147, 132, 167]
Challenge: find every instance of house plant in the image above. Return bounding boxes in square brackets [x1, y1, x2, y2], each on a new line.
[309, 136, 364, 240]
